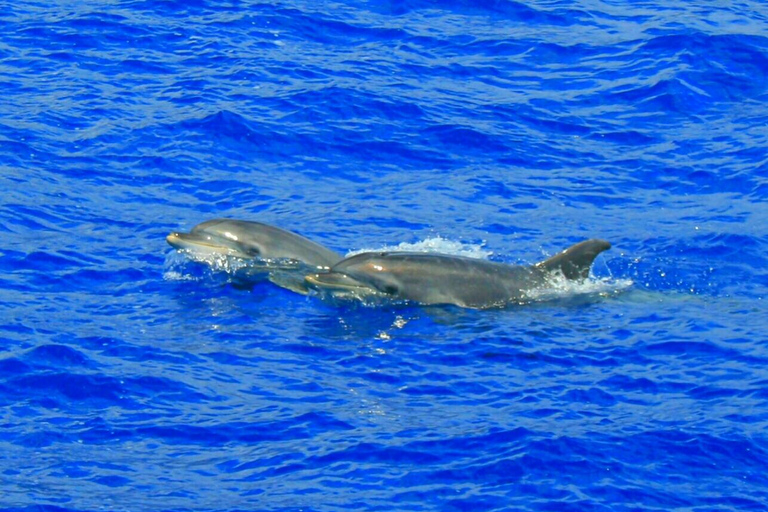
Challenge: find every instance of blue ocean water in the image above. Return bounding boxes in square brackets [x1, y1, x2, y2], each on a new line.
[1, 0, 767, 510]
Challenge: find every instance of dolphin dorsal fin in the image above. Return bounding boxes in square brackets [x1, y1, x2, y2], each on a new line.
[535, 239, 611, 281]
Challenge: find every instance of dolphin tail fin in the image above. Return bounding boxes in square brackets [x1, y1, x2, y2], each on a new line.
[535, 239, 611, 281]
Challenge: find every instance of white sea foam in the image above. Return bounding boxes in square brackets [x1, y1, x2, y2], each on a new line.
[162, 269, 198, 282]
[162, 249, 251, 281]
[162, 251, 199, 281]
[346, 236, 493, 260]
[523, 272, 634, 302]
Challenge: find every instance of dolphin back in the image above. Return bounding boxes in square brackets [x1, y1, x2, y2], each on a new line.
[535, 239, 611, 281]
[198, 219, 342, 268]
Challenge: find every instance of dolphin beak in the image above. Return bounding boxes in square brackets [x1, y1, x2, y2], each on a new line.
[166, 232, 187, 248]
[166, 232, 214, 250]
[305, 272, 371, 292]
[166, 231, 247, 257]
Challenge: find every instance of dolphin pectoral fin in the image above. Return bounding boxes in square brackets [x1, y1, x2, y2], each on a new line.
[267, 271, 311, 295]
[535, 239, 611, 281]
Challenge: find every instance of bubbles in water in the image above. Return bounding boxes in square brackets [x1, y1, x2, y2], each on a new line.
[347, 236, 493, 259]
[163, 248, 251, 280]
[524, 271, 634, 303]
[163, 251, 202, 281]
[162, 249, 302, 285]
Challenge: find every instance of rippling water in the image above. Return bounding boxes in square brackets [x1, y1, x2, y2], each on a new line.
[1, 1, 767, 511]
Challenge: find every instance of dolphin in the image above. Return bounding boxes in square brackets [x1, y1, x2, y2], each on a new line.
[304, 239, 611, 309]
[167, 219, 342, 269]
[167, 219, 342, 293]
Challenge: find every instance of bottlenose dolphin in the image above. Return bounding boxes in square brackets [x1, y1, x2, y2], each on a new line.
[305, 239, 611, 309]
[167, 219, 342, 293]
[167, 219, 342, 269]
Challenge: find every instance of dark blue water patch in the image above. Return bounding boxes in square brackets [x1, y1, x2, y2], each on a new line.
[19, 267, 152, 295]
[92, 474, 132, 487]
[2, 507, 89, 512]
[0, 373, 129, 413]
[423, 124, 510, 153]
[5, 251, 86, 273]
[141, 108, 449, 172]
[605, 240, 761, 297]
[22, 344, 95, 369]
[0, 358, 32, 376]
[600, 374, 688, 396]
[377, 0, 581, 24]
[640, 33, 768, 101]
[560, 387, 618, 407]
[267, 6, 407, 45]
[74, 411, 354, 447]
[75, 337, 206, 366]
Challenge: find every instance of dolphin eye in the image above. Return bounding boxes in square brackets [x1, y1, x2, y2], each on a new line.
[382, 284, 399, 295]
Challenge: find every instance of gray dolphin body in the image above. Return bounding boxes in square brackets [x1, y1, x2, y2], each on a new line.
[167, 219, 342, 270]
[305, 239, 611, 309]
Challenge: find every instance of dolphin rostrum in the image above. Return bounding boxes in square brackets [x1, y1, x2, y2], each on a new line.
[305, 239, 611, 309]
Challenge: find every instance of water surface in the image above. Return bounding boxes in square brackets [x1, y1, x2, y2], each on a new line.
[1, 1, 767, 510]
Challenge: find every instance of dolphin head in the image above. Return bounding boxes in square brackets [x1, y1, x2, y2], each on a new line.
[167, 219, 342, 269]
[167, 219, 269, 259]
[304, 252, 404, 300]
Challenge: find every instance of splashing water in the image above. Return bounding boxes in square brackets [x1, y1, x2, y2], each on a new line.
[346, 236, 493, 259]
[162, 248, 310, 286]
[163, 249, 252, 281]
[523, 272, 634, 303]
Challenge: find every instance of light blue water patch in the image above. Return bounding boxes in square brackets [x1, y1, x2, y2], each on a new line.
[1, 1, 767, 511]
